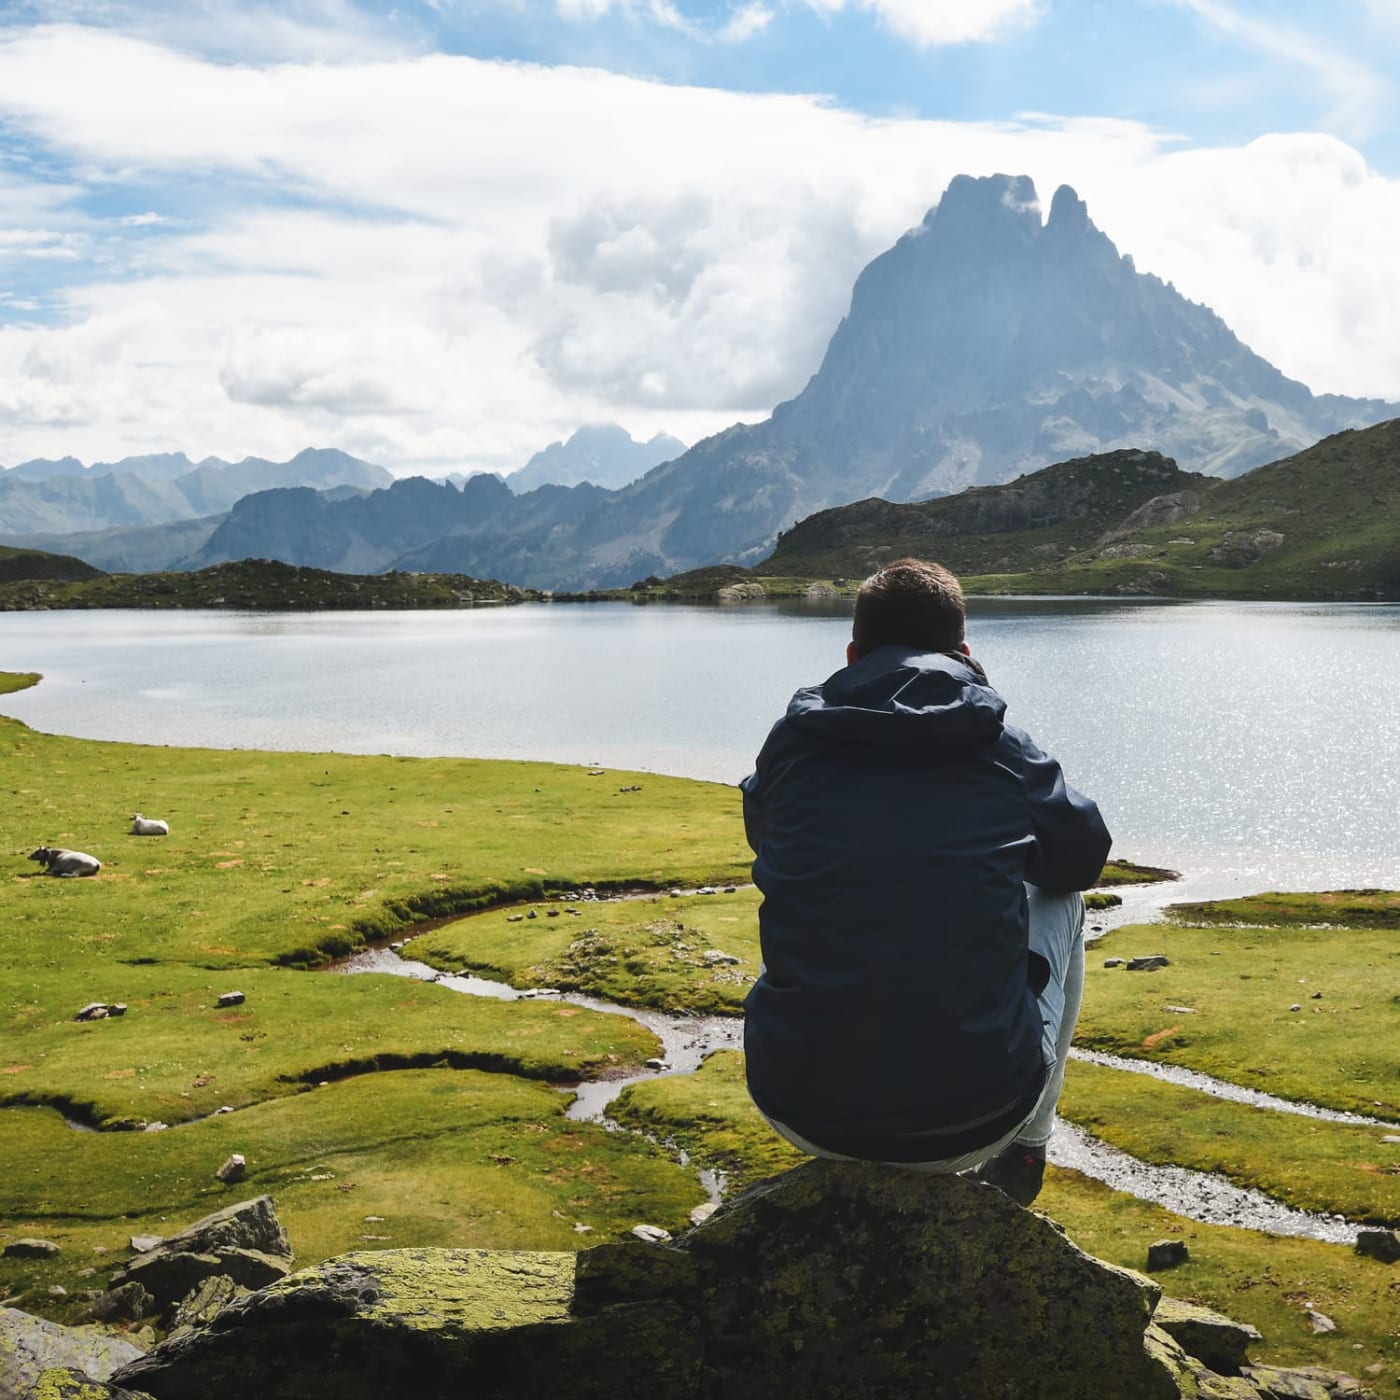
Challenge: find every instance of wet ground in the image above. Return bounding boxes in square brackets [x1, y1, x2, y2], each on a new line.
[337, 874, 1397, 1242]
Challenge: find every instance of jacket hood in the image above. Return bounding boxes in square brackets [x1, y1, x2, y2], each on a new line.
[785, 645, 1005, 752]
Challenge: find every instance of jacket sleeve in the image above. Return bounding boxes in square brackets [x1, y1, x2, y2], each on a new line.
[1012, 728, 1112, 892]
[740, 767, 764, 855]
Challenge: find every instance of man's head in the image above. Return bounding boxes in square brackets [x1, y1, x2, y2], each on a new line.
[848, 557, 967, 664]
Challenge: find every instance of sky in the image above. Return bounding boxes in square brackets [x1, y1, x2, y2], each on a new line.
[1, 0, 1399, 476]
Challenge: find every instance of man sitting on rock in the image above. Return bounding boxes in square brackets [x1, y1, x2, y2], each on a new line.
[741, 557, 1111, 1205]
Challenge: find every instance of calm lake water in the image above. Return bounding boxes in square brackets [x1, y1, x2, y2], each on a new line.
[2, 598, 1398, 894]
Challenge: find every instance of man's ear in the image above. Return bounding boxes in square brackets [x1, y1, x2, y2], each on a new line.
[846, 640, 860, 666]
[958, 641, 971, 656]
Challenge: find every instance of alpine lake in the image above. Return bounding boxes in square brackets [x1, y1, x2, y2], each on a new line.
[0, 596, 1397, 1385]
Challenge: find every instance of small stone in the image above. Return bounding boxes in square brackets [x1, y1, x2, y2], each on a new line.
[573, 1222, 593, 1234]
[4, 1238, 61, 1258]
[75, 1003, 109, 1021]
[1381, 1135, 1400, 1144]
[129, 1235, 164, 1253]
[215, 1153, 247, 1183]
[1127, 956, 1170, 972]
[507, 915, 523, 922]
[1103, 958, 1125, 968]
[47, 1285, 68, 1297]
[703, 950, 741, 966]
[389, 941, 405, 950]
[1146, 1239, 1189, 1270]
[630, 1224, 672, 1245]
[144, 1122, 169, 1133]
[217, 991, 246, 1007]
[1354, 1229, 1400, 1263]
[546, 909, 560, 918]
[1162, 1005, 1197, 1015]
[526, 910, 537, 919]
[689, 1202, 720, 1226]
[669, 889, 681, 897]
[723, 886, 737, 894]
[644, 1058, 667, 1070]
[1310, 991, 1323, 999]
[1289, 1004, 1302, 1012]
[1305, 1308, 1337, 1334]
[108, 1003, 128, 1017]
[215, 1106, 234, 1115]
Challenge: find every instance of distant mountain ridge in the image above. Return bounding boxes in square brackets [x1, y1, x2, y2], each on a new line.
[507, 424, 686, 493]
[30, 174, 1400, 589]
[746, 417, 1400, 600]
[0, 448, 391, 542]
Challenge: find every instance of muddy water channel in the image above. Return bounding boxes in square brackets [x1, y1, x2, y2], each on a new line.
[338, 875, 1394, 1245]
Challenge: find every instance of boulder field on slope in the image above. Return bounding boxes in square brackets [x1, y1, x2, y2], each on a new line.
[98, 1162, 1376, 1400]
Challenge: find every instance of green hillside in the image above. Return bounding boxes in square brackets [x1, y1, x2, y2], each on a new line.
[644, 419, 1400, 602]
[0, 557, 540, 610]
[0, 544, 103, 586]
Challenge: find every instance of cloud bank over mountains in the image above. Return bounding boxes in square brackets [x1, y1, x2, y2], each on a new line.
[0, 10, 1398, 476]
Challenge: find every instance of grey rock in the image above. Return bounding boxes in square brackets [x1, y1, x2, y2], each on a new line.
[216, 992, 245, 1008]
[1128, 956, 1171, 971]
[107, 1197, 292, 1310]
[215, 1155, 246, 1183]
[1305, 1308, 1337, 1334]
[167, 1276, 249, 1339]
[87, 1282, 157, 1324]
[3, 1239, 61, 1259]
[1152, 1296, 1260, 1373]
[1354, 1228, 1400, 1263]
[629, 1225, 672, 1245]
[112, 1162, 1185, 1399]
[701, 950, 740, 966]
[1147, 1239, 1190, 1270]
[1103, 957, 1125, 968]
[0, 1306, 147, 1396]
[108, 1004, 128, 1017]
[76, 1003, 109, 1021]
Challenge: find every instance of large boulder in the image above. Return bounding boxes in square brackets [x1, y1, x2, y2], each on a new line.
[105, 1198, 291, 1311]
[0, 1307, 146, 1399]
[109, 1163, 1378, 1400]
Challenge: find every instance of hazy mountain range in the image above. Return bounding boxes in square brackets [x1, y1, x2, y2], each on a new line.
[507, 424, 686, 493]
[6, 173, 1397, 589]
[0, 448, 391, 570]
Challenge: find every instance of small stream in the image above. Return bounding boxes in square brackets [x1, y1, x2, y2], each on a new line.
[337, 876, 1395, 1244]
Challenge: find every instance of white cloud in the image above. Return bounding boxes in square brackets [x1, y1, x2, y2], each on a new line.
[0, 26, 1397, 475]
[803, 0, 1041, 46]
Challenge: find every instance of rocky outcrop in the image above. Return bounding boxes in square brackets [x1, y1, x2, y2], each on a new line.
[109, 1163, 1376, 1400]
[0, 1308, 146, 1400]
[105, 1196, 292, 1312]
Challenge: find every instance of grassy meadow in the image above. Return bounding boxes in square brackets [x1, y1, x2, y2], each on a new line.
[1, 670, 1396, 1388]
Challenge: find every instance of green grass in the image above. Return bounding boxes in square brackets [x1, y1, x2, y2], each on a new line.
[0, 963, 658, 1127]
[3, 720, 750, 971]
[0, 1069, 707, 1319]
[1078, 919, 1400, 1119]
[1058, 1059, 1399, 1225]
[0, 670, 749, 1308]
[609, 1052, 1400, 1390]
[415, 888, 762, 1014]
[1167, 890, 1400, 929]
[0, 672, 40, 697]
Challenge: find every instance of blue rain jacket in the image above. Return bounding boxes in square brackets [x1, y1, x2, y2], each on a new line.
[741, 644, 1111, 1158]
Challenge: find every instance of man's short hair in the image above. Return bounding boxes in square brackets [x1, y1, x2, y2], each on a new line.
[851, 557, 965, 656]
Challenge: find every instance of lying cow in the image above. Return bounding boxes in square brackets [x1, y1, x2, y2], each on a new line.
[129, 813, 169, 836]
[28, 846, 102, 877]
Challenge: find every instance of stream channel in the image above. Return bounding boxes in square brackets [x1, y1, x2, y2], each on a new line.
[337, 877, 1396, 1246]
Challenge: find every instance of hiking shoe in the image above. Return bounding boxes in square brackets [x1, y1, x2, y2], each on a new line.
[975, 1141, 1046, 1207]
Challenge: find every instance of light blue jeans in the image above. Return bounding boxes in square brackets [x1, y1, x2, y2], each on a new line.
[763, 885, 1086, 1173]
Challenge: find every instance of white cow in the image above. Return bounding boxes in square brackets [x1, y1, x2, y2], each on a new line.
[130, 813, 170, 836]
[29, 846, 102, 877]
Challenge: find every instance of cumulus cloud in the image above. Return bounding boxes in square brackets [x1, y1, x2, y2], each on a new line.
[0, 25, 1397, 474]
[802, 0, 1041, 46]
